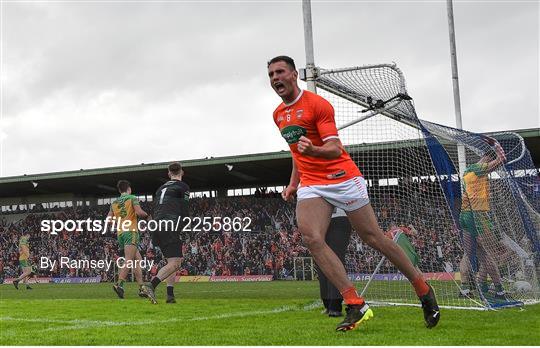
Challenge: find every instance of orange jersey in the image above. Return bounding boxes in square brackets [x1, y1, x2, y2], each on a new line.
[273, 90, 361, 186]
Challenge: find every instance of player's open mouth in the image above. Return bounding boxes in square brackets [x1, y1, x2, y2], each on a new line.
[274, 82, 285, 93]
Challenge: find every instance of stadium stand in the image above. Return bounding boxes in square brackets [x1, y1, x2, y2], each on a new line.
[1, 129, 538, 285]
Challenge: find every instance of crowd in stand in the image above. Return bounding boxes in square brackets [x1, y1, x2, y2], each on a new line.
[352, 178, 462, 275]
[1, 180, 465, 282]
[0, 208, 118, 281]
[0, 196, 309, 281]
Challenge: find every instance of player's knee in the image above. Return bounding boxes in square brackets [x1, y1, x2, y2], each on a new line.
[362, 232, 384, 251]
[171, 258, 181, 268]
[301, 233, 325, 251]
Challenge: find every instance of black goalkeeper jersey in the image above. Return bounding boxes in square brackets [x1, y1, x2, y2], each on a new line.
[153, 179, 190, 220]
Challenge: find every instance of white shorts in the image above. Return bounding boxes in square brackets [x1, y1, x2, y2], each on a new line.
[297, 176, 370, 212]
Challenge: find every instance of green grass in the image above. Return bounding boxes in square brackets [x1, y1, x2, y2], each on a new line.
[1, 281, 539, 345]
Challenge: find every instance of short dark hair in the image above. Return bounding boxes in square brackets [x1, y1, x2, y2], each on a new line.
[117, 180, 131, 193]
[267, 55, 296, 70]
[168, 162, 183, 175]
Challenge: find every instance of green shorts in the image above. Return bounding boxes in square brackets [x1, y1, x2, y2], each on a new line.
[459, 210, 493, 238]
[117, 231, 140, 250]
[19, 260, 31, 268]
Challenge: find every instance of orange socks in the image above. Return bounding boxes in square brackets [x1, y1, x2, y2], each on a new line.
[341, 279, 428, 304]
[412, 276, 430, 297]
[340, 287, 365, 305]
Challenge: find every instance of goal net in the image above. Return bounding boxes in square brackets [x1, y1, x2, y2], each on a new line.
[308, 63, 540, 309]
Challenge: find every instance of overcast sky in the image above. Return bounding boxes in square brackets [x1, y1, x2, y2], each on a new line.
[0, 0, 538, 177]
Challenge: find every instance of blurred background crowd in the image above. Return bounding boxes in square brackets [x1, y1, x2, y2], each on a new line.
[1, 180, 463, 282]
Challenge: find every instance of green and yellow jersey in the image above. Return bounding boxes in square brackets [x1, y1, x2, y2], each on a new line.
[460, 162, 493, 237]
[461, 162, 490, 212]
[110, 193, 140, 233]
[110, 193, 140, 248]
[19, 236, 30, 267]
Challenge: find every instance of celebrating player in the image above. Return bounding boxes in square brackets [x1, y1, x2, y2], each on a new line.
[317, 208, 352, 317]
[108, 180, 156, 303]
[148, 162, 190, 304]
[459, 139, 508, 300]
[267, 55, 439, 331]
[12, 233, 34, 290]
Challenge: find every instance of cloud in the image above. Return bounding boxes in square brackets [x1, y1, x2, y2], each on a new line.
[2, 74, 287, 176]
[1, 1, 538, 176]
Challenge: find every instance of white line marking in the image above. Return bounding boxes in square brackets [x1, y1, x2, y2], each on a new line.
[0, 301, 322, 334]
[1, 316, 124, 325]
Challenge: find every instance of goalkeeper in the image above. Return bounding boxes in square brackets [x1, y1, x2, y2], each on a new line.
[148, 162, 190, 304]
[316, 207, 352, 317]
[458, 138, 507, 300]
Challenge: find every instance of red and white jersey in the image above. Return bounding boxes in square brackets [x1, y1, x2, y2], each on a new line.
[273, 89, 361, 186]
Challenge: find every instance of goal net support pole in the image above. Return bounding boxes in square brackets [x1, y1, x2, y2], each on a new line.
[446, 0, 467, 178]
[302, 0, 317, 93]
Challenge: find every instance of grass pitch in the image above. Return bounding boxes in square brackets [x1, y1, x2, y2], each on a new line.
[1, 281, 539, 345]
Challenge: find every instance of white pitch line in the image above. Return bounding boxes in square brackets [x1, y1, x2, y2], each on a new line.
[0, 301, 322, 334]
[1, 317, 77, 324]
[189, 304, 297, 321]
[0, 316, 124, 325]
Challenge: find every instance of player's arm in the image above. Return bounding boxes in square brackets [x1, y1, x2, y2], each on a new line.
[282, 159, 299, 202]
[485, 140, 506, 172]
[179, 184, 190, 218]
[289, 158, 300, 187]
[129, 196, 150, 220]
[105, 207, 115, 228]
[297, 96, 343, 159]
[134, 204, 150, 220]
[297, 136, 342, 159]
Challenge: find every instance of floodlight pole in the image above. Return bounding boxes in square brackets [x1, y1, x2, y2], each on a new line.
[446, 0, 467, 177]
[302, 0, 317, 93]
